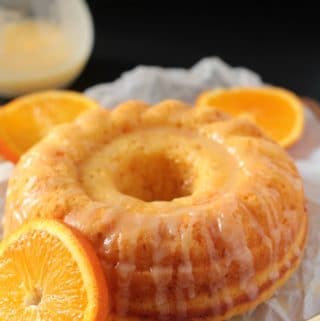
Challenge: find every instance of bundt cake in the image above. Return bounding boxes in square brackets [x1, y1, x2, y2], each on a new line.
[3, 100, 307, 321]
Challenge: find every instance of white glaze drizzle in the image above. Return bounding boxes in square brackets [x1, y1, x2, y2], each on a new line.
[257, 186, 282, 281]
[200, 216, 222, 316]
[229, 197, 258, 300]
[175, 213, 196, 318]
[214, 211, 234, 309]
[151, 217, 173, 318]
[115, 232, 134, 315]
[115, 214, 141, 316]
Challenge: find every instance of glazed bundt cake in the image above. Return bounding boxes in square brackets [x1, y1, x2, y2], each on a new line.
[3, 100, 307, 321]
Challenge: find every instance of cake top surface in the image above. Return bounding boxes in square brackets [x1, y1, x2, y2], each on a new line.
[4, 100, 307, 319]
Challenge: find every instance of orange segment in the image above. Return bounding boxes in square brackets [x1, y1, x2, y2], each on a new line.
[0, 219, 108, 321]
[0, 90, 100, 160]
[196, 87, 304, 147]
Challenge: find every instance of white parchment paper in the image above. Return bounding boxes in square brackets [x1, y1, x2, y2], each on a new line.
[0, 57, 319, 321]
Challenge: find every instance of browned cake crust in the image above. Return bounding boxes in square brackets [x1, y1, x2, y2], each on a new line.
[4, 100, 307, 321]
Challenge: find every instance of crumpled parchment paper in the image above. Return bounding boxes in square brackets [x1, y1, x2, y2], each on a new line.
[85, 57, 262, 106]
[0, 57, 319, 321]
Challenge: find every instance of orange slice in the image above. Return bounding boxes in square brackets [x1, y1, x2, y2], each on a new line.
[196, 87, 304, 147]
[0, 90, 100, 162]
[0, 138, 19, 163]
[0, 219, 108, 321]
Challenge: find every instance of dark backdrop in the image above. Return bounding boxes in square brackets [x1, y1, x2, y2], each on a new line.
[73, 3, 320, 100]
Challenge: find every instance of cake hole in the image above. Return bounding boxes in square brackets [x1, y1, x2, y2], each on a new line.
[115, 152, 194, 202]
[25, 287, 42, 307]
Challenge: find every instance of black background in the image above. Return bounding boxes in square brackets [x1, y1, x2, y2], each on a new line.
[73, 0, 320, 99]
[0, 3, 319, 102]
[72, 4, 320, 100]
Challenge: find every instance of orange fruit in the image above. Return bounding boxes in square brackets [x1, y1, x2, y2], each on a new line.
[196, 87, 304, 147]
[0, 219, 108, 321]
[0, 90, 100, 161]
[0, 138, 19, 163]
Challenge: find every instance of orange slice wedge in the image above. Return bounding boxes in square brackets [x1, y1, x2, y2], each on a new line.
[0, 90, 100, 162]
[196, 87, 304, 147]
[0, 219, 108, 321]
